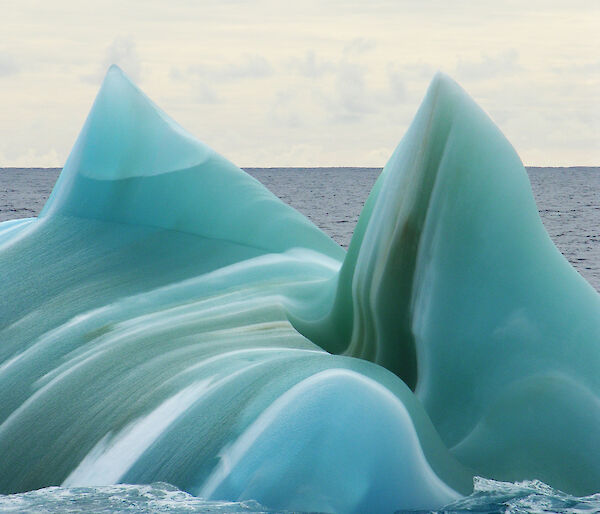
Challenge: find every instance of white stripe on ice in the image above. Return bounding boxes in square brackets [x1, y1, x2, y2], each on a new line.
[62, 352, 290, 488]
[62, 380, 213, 486]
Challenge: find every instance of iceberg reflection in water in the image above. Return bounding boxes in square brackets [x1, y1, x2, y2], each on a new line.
[0, 66, 599, 513]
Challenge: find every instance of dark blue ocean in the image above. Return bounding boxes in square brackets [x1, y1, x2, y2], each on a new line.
[0, 167, 599, 512]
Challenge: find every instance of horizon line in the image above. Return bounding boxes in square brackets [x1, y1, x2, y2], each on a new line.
[1, 165, 600, 171]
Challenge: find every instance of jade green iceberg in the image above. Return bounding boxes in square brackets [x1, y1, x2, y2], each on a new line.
[1, 66, 599, 512]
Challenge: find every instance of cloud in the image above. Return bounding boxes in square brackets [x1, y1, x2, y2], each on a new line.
[171, 54, 273, 107]
[343, 37, 377, 55]
[82, 36, 142, 84]
[194, 82, 219, 104]
[387, 66, 407, 101]
[365, 146, 393, 165]
[456, 50, 521, 81]
[3, 1, 598, 167]
[264, 143, 320, 167]
[551, 59, 600, 76]
[269, 90, 305, 128]
[0, 147, 62, 168]
[401, 63, 438, 80]
[170, 67, 219, 104]
[104, 37, 142, 82]
[288, 50, 335, 78]
[333, 62, 372, 122]
[0, 55, 19, 78]
[189, 54, 272, 80]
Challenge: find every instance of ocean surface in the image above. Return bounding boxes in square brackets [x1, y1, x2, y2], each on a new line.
[0, 166, 599, 513]
[1, 478, 600, 513]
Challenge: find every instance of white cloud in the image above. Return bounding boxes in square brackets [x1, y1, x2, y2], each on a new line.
[103, 37, 142, 82]
[343, 37, 377, 55]
[269, 90, 305, 128]
[456, 50, 521, 81]
[189, 54, 273, 81]
[80, 36, 142, 85]
[169, 67, 219, 104]
[288, 51, 335, 78]
[332, 62, 372, 121]
[387, 66, 407, 101]
[0, 1, 598, 166]
[0, 148, 62, 168]
[0, 54, 19, 78]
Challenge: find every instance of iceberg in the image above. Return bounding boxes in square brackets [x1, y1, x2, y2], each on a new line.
[0, 65, 598, 512]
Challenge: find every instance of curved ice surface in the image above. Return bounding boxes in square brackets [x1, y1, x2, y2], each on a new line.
[42, 66, 343, 258]
[0, 66, 598, 512]
[319, 75, 600, 495]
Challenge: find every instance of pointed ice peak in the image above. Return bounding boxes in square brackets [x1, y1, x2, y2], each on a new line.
[327, 70, 531, 386]
[427, 71, 463, 99]
[406, 72, 472, 144]
[68, 65, 210, 181]
[39, 67, 343, 257]
[99, 64, 142, 100]
[106, 63, 125, 75]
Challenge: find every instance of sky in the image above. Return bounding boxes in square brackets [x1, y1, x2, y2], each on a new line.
[1, 0, 599, 167]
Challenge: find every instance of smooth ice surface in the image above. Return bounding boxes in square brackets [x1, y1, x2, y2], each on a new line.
[321, 75, 600, 495]
[0, 66, 599, 512]
[41, 66, 342, 259]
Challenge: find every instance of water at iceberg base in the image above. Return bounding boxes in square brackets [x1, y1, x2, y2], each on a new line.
[2, 479, 600, 514]
[0, 66, 599, 513]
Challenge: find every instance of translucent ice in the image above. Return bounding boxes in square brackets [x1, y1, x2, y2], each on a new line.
[0, 66, 598, 512]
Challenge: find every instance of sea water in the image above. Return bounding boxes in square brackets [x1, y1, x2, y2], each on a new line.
[0, 167, 599, 512]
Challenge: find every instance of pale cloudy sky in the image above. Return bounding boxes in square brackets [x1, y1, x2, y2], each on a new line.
[1, 0, 599, 167]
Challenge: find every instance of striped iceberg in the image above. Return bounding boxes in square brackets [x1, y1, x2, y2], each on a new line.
[1, 66, 599, 512]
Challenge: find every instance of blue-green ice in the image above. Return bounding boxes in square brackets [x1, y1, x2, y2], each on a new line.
[1, 66, 599, 512]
